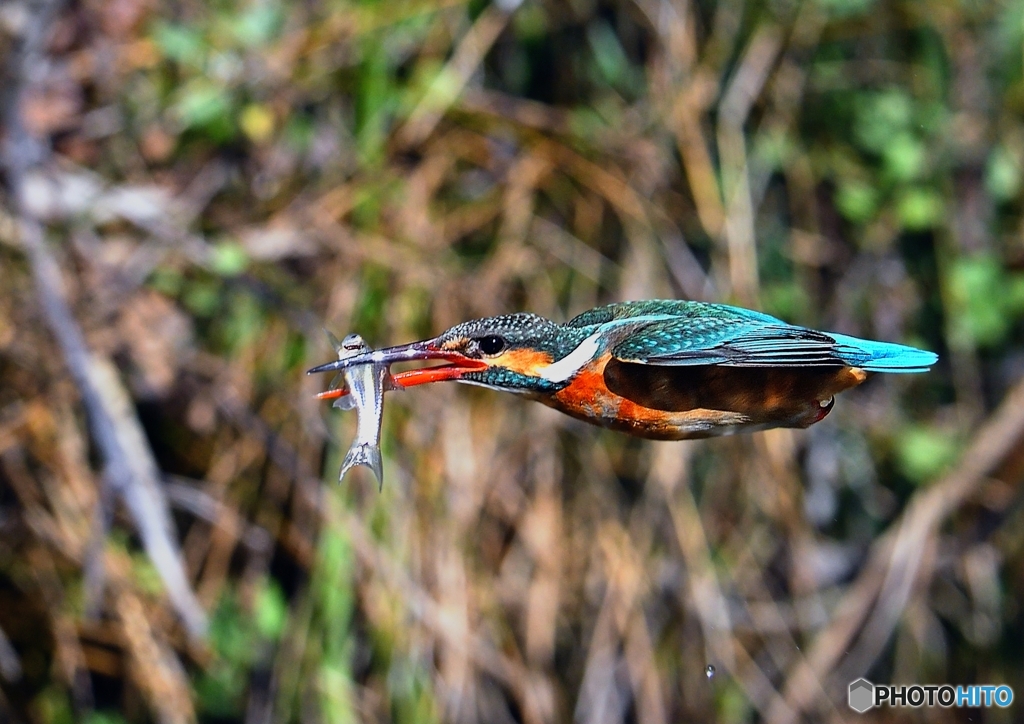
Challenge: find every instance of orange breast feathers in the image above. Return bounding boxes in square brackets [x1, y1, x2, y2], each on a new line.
[549, 352, 623, 420]
[548, 353, 685, 434]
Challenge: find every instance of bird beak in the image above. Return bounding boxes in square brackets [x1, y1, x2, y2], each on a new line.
[307, 338, 488, 391]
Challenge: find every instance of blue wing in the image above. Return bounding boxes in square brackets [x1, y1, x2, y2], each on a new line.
[606, 303, 937, 372]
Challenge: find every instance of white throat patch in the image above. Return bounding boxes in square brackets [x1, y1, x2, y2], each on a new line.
[538, 331, 604, 383]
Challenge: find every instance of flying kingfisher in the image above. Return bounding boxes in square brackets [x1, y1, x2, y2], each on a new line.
[308, 300, 937, 440]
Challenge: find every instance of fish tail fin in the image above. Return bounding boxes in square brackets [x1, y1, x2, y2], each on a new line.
[340, 444, 384, 489]
[828, 333, 939, 373]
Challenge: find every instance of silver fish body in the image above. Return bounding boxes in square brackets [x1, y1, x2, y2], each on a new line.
[327, 332, 396, 488]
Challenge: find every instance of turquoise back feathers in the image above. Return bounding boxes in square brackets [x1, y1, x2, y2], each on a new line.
[567, 301, 937, 373]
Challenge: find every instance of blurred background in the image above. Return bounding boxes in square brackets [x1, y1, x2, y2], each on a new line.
[2, 0, 1024, 721]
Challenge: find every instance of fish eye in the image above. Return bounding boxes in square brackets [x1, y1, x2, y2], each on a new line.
[476, 335, 506, 356]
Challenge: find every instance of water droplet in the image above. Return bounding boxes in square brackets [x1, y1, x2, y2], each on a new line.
[705, 664, 716, 679]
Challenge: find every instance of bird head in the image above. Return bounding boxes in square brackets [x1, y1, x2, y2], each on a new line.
[308, 313, 592, 394]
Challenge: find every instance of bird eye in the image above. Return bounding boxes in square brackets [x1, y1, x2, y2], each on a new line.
[477, 335, 506, 355]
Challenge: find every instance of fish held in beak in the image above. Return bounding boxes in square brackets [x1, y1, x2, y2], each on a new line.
[326, 333, 397, 488]
[311, 333, 489, 488]
[308, 337, 488, 390]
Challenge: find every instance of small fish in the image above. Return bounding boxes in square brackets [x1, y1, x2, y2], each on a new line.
[326, 331, 397, 488]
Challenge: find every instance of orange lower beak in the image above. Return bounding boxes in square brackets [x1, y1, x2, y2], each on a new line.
[315, 362, 487, 401]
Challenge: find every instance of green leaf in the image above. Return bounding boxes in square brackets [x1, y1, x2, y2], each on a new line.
[148, 267, 182, 296]
[210, 241, 249, 277]
[183, 279, 221, 317]
[175, 80, 233, 132]
[568, 107, 610, 139]
[195, 663, 246, 717]
[754, 131, 795, 171]
[896, 425, 959, 483]
[986, 146, 1021, 201]
[948, 254, 1020, 347]
[883, 133, 926, 181]
[1008, 275, 1024, 313]
[221, 289, 263, 352]
[230, 5, 283, 47]
[389, 660, 441, 724]
[513, 2, 547, 40]
[854, 90, 913, 153]
[283, 114, 315, 152]
[255, 580, 288, 641]
[897, 188, 943, 230]
[835, 181, 878, 223]
[130, 555, 164, 596]
[356, 40, 394, 164]
[319, 662, 358, 724]
[586, 20, 631, 89]
[718, 681, 753, 724]
[152, 22, 205, 66]
[209, 593, 253, 665]
[33, 686, 75, 724]
[317, 530, 354, 626]
[761, 283, 811, 323]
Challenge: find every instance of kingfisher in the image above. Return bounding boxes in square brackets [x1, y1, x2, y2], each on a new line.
[308, 300, 937, 440]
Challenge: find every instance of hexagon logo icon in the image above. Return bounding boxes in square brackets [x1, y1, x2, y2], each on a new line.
[848, 678, 874, 713]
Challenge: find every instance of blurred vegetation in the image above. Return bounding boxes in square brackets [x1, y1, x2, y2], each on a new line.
[2, 0, 1024, 722]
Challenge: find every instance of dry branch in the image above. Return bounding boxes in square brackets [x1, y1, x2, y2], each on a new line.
[0, 0, 206, 640]
[767, 376, 1024, 723]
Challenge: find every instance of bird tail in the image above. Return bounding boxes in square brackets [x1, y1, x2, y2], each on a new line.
[828, 333, 938, 373]
[339, 444, 384, 489]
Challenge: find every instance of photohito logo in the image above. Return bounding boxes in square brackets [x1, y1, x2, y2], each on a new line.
[848, 679, 1014, 712]
[848, 679, 874, 713]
